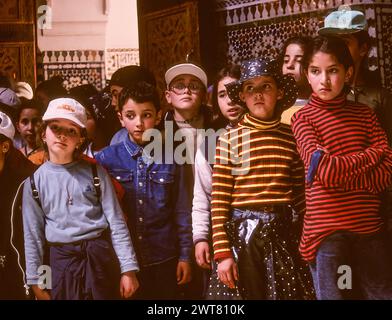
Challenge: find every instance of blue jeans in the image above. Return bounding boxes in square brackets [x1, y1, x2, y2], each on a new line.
[310, 231, 392, 300]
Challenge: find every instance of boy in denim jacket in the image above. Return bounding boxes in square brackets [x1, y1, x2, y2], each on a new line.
[95, 82, 192, 299]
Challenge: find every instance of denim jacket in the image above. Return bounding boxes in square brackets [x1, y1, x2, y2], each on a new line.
[95, 136, 192, 267]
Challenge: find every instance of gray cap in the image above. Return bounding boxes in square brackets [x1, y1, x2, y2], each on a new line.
[318, 6, 367, 35]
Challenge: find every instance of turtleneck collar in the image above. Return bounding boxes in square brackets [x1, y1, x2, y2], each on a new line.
[239, 113, 280, 130]
[308, 92, 347, 110]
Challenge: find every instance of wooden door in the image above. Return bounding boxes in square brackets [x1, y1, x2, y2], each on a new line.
[0, 0, 36, 88]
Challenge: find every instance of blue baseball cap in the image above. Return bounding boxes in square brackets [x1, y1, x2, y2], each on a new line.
[318, 7, 367, 35]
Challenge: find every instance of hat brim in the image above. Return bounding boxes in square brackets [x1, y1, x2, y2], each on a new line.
[165, 64, 208, 88]
[42, 114, 86, 128]
[225, 74, 298, 112]
[318, 27, 364, 35]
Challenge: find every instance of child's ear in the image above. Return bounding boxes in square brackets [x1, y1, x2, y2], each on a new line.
[165, 90, 172, 105]
[277, 88, 284, 101]
[345, 66, 354, 83]
[117, 111, 125, 128]
[155, 110, 162, 125]
[1, 140, 10, 154]
[239, 91, 246, 102]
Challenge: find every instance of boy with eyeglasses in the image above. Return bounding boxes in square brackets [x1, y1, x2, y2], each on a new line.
[163, 62, 213, 298]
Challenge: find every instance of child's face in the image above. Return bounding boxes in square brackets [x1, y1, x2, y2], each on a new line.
[165, 75, 205, 113]
[110, 84, 123, 112]
[306, 52, 353, 101]
[44, 119, 84, 160]
[17, 108, 41, 148]
[119, 98, 160, 145]
[339, 35, 368, 67]
[239, 76, 283, 121]
[282, 43, 305, 84]
[217, 76, 244, 123]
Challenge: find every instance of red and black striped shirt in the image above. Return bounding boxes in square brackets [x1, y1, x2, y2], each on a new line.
[292, 93, 392, 262]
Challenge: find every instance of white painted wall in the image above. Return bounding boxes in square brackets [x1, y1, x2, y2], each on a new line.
[38, 0, 139, 51]
[105, 0, 139, 49]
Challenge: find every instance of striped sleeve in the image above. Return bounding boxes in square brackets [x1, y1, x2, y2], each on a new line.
[362, 109, 392, 193]
[292, 112, 386, 190]
[211, 134, 234, 261]
[290, 151, 306, 217]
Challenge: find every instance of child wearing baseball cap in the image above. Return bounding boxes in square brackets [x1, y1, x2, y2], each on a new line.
[163, 61, 213, 298]
[22, 97, 140, 300]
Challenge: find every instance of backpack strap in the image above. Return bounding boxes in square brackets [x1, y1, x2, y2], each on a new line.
[29, 174, 42, 209]
[91, 163, 101, 201]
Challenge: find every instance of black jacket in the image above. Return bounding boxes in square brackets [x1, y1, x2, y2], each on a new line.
[0, 147, 37, 299]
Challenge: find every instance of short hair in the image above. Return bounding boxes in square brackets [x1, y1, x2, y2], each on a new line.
[16, 98, 44, 121]
[118, 81, 160, 112]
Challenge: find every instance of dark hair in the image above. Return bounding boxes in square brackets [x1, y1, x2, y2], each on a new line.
[16, 98, 44, 121]
[210, 64, 241, 129]
[34, 78, 68, 102]
[37, 121, 89, 160]
[0, 133, 12, 143]
[68, 84, 99, 121]
[303, 36, 354, 71]
[280, 36, 314, 67]
[118, 81, 160, 112]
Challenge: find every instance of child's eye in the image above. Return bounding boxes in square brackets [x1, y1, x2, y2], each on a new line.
[126, 114, 135, 120]
[218, 91, 227, 98]
[68, 128, 78, 137]
[244, 85, 254, 93]
[329, 68, 338, 73]
[144, 113, 152, 118]
[310, 69, 319, 75]
[263, 84, 272, 90]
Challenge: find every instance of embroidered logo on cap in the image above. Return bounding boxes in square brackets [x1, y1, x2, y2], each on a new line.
[57, 104, 76, 112]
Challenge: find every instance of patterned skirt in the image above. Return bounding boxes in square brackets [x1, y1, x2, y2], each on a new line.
[211, 207, 315, 300]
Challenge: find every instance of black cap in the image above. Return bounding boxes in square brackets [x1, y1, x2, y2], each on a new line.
[109, 65, 156, 88]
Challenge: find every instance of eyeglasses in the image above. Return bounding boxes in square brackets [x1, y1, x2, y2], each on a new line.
[170, 82, 203, 95]
[48, 123, 80, 138]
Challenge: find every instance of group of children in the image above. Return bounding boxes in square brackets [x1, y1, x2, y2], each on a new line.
[0, 7, 392, 300]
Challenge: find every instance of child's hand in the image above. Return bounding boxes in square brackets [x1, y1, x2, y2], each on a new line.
[32, 285, 51, 300]
[217, 257, 239, 289]
[120, 271, 139, 299]
[195, 241, 211, 269]
[176, 261, 192, 285]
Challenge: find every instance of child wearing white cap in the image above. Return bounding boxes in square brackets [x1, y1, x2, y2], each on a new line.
[22, 98, 140, 300]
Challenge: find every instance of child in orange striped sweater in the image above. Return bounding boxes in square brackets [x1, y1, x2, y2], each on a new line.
[211, 58, 314, 299]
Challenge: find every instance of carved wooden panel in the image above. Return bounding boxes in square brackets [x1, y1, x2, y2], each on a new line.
[0, 0, 36, 87]
[0, 0, 19, 20]
[140, 1, 201, 109]
[0, 47, 20, 79]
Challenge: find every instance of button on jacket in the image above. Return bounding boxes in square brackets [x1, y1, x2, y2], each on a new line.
[95, 137, 192, 267]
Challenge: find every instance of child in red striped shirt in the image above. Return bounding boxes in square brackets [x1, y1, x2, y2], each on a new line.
[292, 36, 392, 300]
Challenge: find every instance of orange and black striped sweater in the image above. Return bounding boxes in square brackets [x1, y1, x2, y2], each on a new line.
[211, 113, 306, 261]
[291, 93, 392, 263]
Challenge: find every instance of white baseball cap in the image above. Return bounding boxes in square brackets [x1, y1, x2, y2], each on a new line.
[15, 81, 34, 100]
[43, 98, 87, 128]
[165, 63, 208, 88]
[0, 111, 15, 140]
